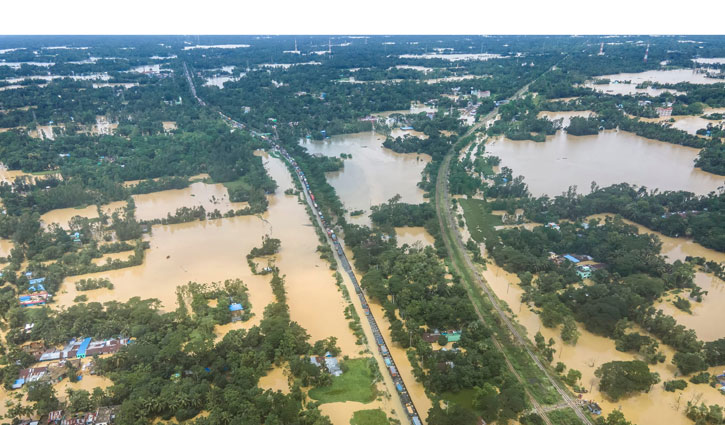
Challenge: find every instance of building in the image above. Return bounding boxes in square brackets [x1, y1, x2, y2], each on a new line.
[19, 291, 50, 307]
[13, 367, 48, 389]
[656, 107, 673, 117]
[563, 254, 580, 264]
[39, 337, 132, 361]
[229, 303, 244, 322]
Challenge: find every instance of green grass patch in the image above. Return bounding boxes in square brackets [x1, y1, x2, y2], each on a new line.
[31, 170, 59, 176]
[548, 408, 586, 425]
[221, 177, 251, 193]
[442, 388, 477, 412]
[308, 358, 378, 404]
[459, 198, 502, 244]
[350, 409, 392, 425]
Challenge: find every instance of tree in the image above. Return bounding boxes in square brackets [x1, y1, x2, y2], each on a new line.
[595, 361, 660, 401]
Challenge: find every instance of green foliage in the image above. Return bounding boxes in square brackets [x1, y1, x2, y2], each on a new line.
[75, 278, 114, 291]
[595, 360, 660, 401]
[663, 379, 688, 392]
[307, 358, 378, 404]
[350, 409, 393, 425]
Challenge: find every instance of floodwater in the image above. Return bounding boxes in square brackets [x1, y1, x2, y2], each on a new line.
[395, 226, 434, 248]
[300, 132, 431, 226]
[54, 155, 359, 356]
[485, 131, 725, 197]
[183, 44, 250, 50]
[204, 75, 238, 88]
[130, 182, 245, 221]
[480, 259, 725, 425]
[537, 111, 593, 128]
[586, 69, 720, 96]
[399, 53, 504, 61]
[0, 238, 13, 257]
[161, 121, 177, 132]
[636, 107, 725, 135]
[258, 365, 291, 394]
[40, 202, 126, 229]
[469, 203, 725, 425]
[587, 213, 725, 342]
[692, 58, 725, 65]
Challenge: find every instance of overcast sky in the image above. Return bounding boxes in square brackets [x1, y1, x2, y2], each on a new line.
[3, 0, 724, 35]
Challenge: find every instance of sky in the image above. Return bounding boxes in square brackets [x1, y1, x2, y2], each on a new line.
[3, 0, 725, 35]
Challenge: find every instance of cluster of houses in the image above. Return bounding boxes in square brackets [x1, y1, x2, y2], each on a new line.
[421, 329, 462, 345]
[309, 352, 343, 376]
[38, 337, 132, 362]
[18, 406, 118, 425]
[549, 252, 606, 279]
[12, 359, 82, 389]
[12, 337, 132, 389]
[19, 278, 51, 307]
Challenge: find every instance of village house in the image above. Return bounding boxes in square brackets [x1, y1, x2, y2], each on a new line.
[47, 406, 117, 425]
[229, 303, 244, 322]
[422, 329, 462, 344]
[309, 351, 343, 377]
[39, 337, 132, 361]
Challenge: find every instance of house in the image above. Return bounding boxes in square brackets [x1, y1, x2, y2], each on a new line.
[563, 254, 580, 264]
[229, 303, 244, 322]
[13, 367, 48, 388]
[28, 278, 46, 286]
[22, 340, 45, 359]
[656, 107, 673, 117]
[48, 410, 64, 424]
[545, 222, 560, 231]
[576, 265, 593, 279]
[39, 337, 131, 361]
[19, 291, 50, 307]
[324, 357, 343, 377]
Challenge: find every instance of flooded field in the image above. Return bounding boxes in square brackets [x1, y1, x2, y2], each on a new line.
[0, 238, 13, 257]
[537, 110, 593, 127]
[585, 69, 720, 95]
[636, 107, 725, 135]
[301, 132, 430, 225]
[587, 214, 725, 342]
[485, 131, 724, 197]
[53, 154, 359, 356]
[395, 226, 434, 248]
[258, 365, 291, 394]
[480, 259, 725, 425]
[40, 202, 126, 228]
[399, 53, 504, 61]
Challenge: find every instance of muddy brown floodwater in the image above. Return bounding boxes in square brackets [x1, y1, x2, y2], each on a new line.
[395, 226, 434, 248]
[470, 212, 725, 425]
[301, 132, 431, 226]
[587, 214, 725, 342]
[54, 154, 359, 356]
[485, 131, 724, 197]
[40, 182, 247, 228]
[585, 69, 720, 96]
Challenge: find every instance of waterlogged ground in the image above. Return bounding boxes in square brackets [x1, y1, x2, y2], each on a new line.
[485, 131, 724, 197]
[301, 131, 430, 226]
[395, 226, 434, 248]
[53, 154, 359, 356]
[471, 216, 725, 425]
[40, 182, 248, 228]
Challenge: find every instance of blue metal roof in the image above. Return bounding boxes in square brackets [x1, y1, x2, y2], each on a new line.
[76, 337, 92, 358]
[229, 303, 244, 312]
[563, 254, 580, 263]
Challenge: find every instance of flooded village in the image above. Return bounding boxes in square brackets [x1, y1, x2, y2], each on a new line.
[0, 34, 724, 425]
